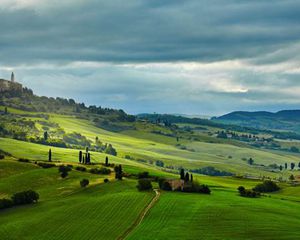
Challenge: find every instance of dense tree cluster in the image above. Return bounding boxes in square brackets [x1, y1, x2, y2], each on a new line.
[253, 180, 280, 193]
[237, 186, 260, 198]
[158, 178, 172, 191]
[37, 162, 56, 168]
[190, 166, 233, 177]
[89, 167, 111, 175]
[1, 190, 39, 210]
[137, 179, 153, 191]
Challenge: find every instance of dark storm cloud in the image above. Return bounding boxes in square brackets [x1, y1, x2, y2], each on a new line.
[1, 0, 300, 65]
[1, 0, 300, 115]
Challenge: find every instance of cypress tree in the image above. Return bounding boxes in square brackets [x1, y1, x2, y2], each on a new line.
[105, 156, 109, 166]
[114, 165, 119, 179]
[114, 165, 123, 180]
[180, 169, 185, 180]
[88, 153, 91, 164]
[44, 131, 48, 141]
[185, 172, 190, 182]
[291, 163, 295, 170]
[82, 156, 85, 164]
[48, 149, 52, 162]
[79, 151, 82, 163]
[190, 174, 193, 182]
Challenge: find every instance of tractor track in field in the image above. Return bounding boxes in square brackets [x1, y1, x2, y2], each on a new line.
[117, 189, 160, 240]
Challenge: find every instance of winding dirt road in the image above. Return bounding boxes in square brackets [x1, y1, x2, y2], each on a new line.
[118, 189, 160, 240]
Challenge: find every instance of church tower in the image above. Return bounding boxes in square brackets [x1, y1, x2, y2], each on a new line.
[11, 72, 15, 82]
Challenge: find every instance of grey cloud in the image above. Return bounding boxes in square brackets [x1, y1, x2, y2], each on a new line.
[1, 0, 300, 65]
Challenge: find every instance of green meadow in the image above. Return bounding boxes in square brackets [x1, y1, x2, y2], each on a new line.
[1, 107, 300, 239]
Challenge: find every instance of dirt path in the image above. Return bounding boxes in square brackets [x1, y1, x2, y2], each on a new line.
[117, 189, 160, 240]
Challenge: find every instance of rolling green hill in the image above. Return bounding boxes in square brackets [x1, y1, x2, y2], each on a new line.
[1, 87, 300, 239]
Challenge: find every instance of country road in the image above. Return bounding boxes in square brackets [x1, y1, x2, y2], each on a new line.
[117, 189, 161, 240]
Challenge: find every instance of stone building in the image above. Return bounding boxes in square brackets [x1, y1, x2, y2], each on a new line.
[0, 72, 22, 93]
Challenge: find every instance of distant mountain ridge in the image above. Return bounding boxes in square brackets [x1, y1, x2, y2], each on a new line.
[215, 110, 300, 133]
[217, 110, 300, 120]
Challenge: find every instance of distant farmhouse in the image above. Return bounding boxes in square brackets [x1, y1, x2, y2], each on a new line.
[0, 72, 23, 93]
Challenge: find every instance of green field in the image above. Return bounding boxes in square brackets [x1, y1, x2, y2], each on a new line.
[1, 106, 300, 239]
[0, 160, 154, 240]
[128, 190, 300, 240]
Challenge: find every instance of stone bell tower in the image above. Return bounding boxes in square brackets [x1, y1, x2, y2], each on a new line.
[11, 72, 15, 82]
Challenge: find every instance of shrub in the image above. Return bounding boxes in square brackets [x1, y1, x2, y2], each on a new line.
[90, 167, 111, 175]
[182, 182, 211, 194]
[75, 166, 86, 172]
[80, 179, 89, 187]
[137, 179, 153, 191]
[158, 178, 166, 188]
[11, 190, 39, 205]
[161, 181, 172, 191]
[0, 198, 13, 209]
[138, 171, 149, 179]
[60, 171, 68, 178]
[0, 154, 5, 160]
[58, 165, 72, 178]
[104, 178, 109, 183]
[155, 160, 164, 167]
[37, 162, 56, 168]
[238, 186, 260, 198]
[253, 180, 280, 193]
[18, 158, 30, 163]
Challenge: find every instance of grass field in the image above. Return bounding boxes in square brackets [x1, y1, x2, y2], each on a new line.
[128, 189, 300, 240]
[0, 160, 154, 240]
[1, 107, 300, 239]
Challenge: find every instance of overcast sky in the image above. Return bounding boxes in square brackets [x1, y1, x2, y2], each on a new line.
[1, 0, 300, 116]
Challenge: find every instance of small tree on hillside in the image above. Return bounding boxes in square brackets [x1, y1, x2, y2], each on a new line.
[79, 151, 82, 163]
[185, 172, 190, 182]
[137, 179, 153, 191]
[298, 162, 300, 169]
[4, 107, 8, 114]
[114, 165, 123, 180]
[48, 149, 52, 162]
[180, 169, 185, 180]
[279, 165, 283, 171]
[247, 158, 254, 165]
[285, 163, 288, 169]
[80, 179, 89, 187]
[289, 174, 295, 181]
[291, 163, 295, 170]
[190, 174, 193, 182]
[44, 131, 48, 141]
[86, 153, 91, 164]
[105, 156, 109, 166]
[59, 165, 71, 178]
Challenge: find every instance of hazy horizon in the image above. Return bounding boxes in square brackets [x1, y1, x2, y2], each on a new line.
[1, 0, 300, 115]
